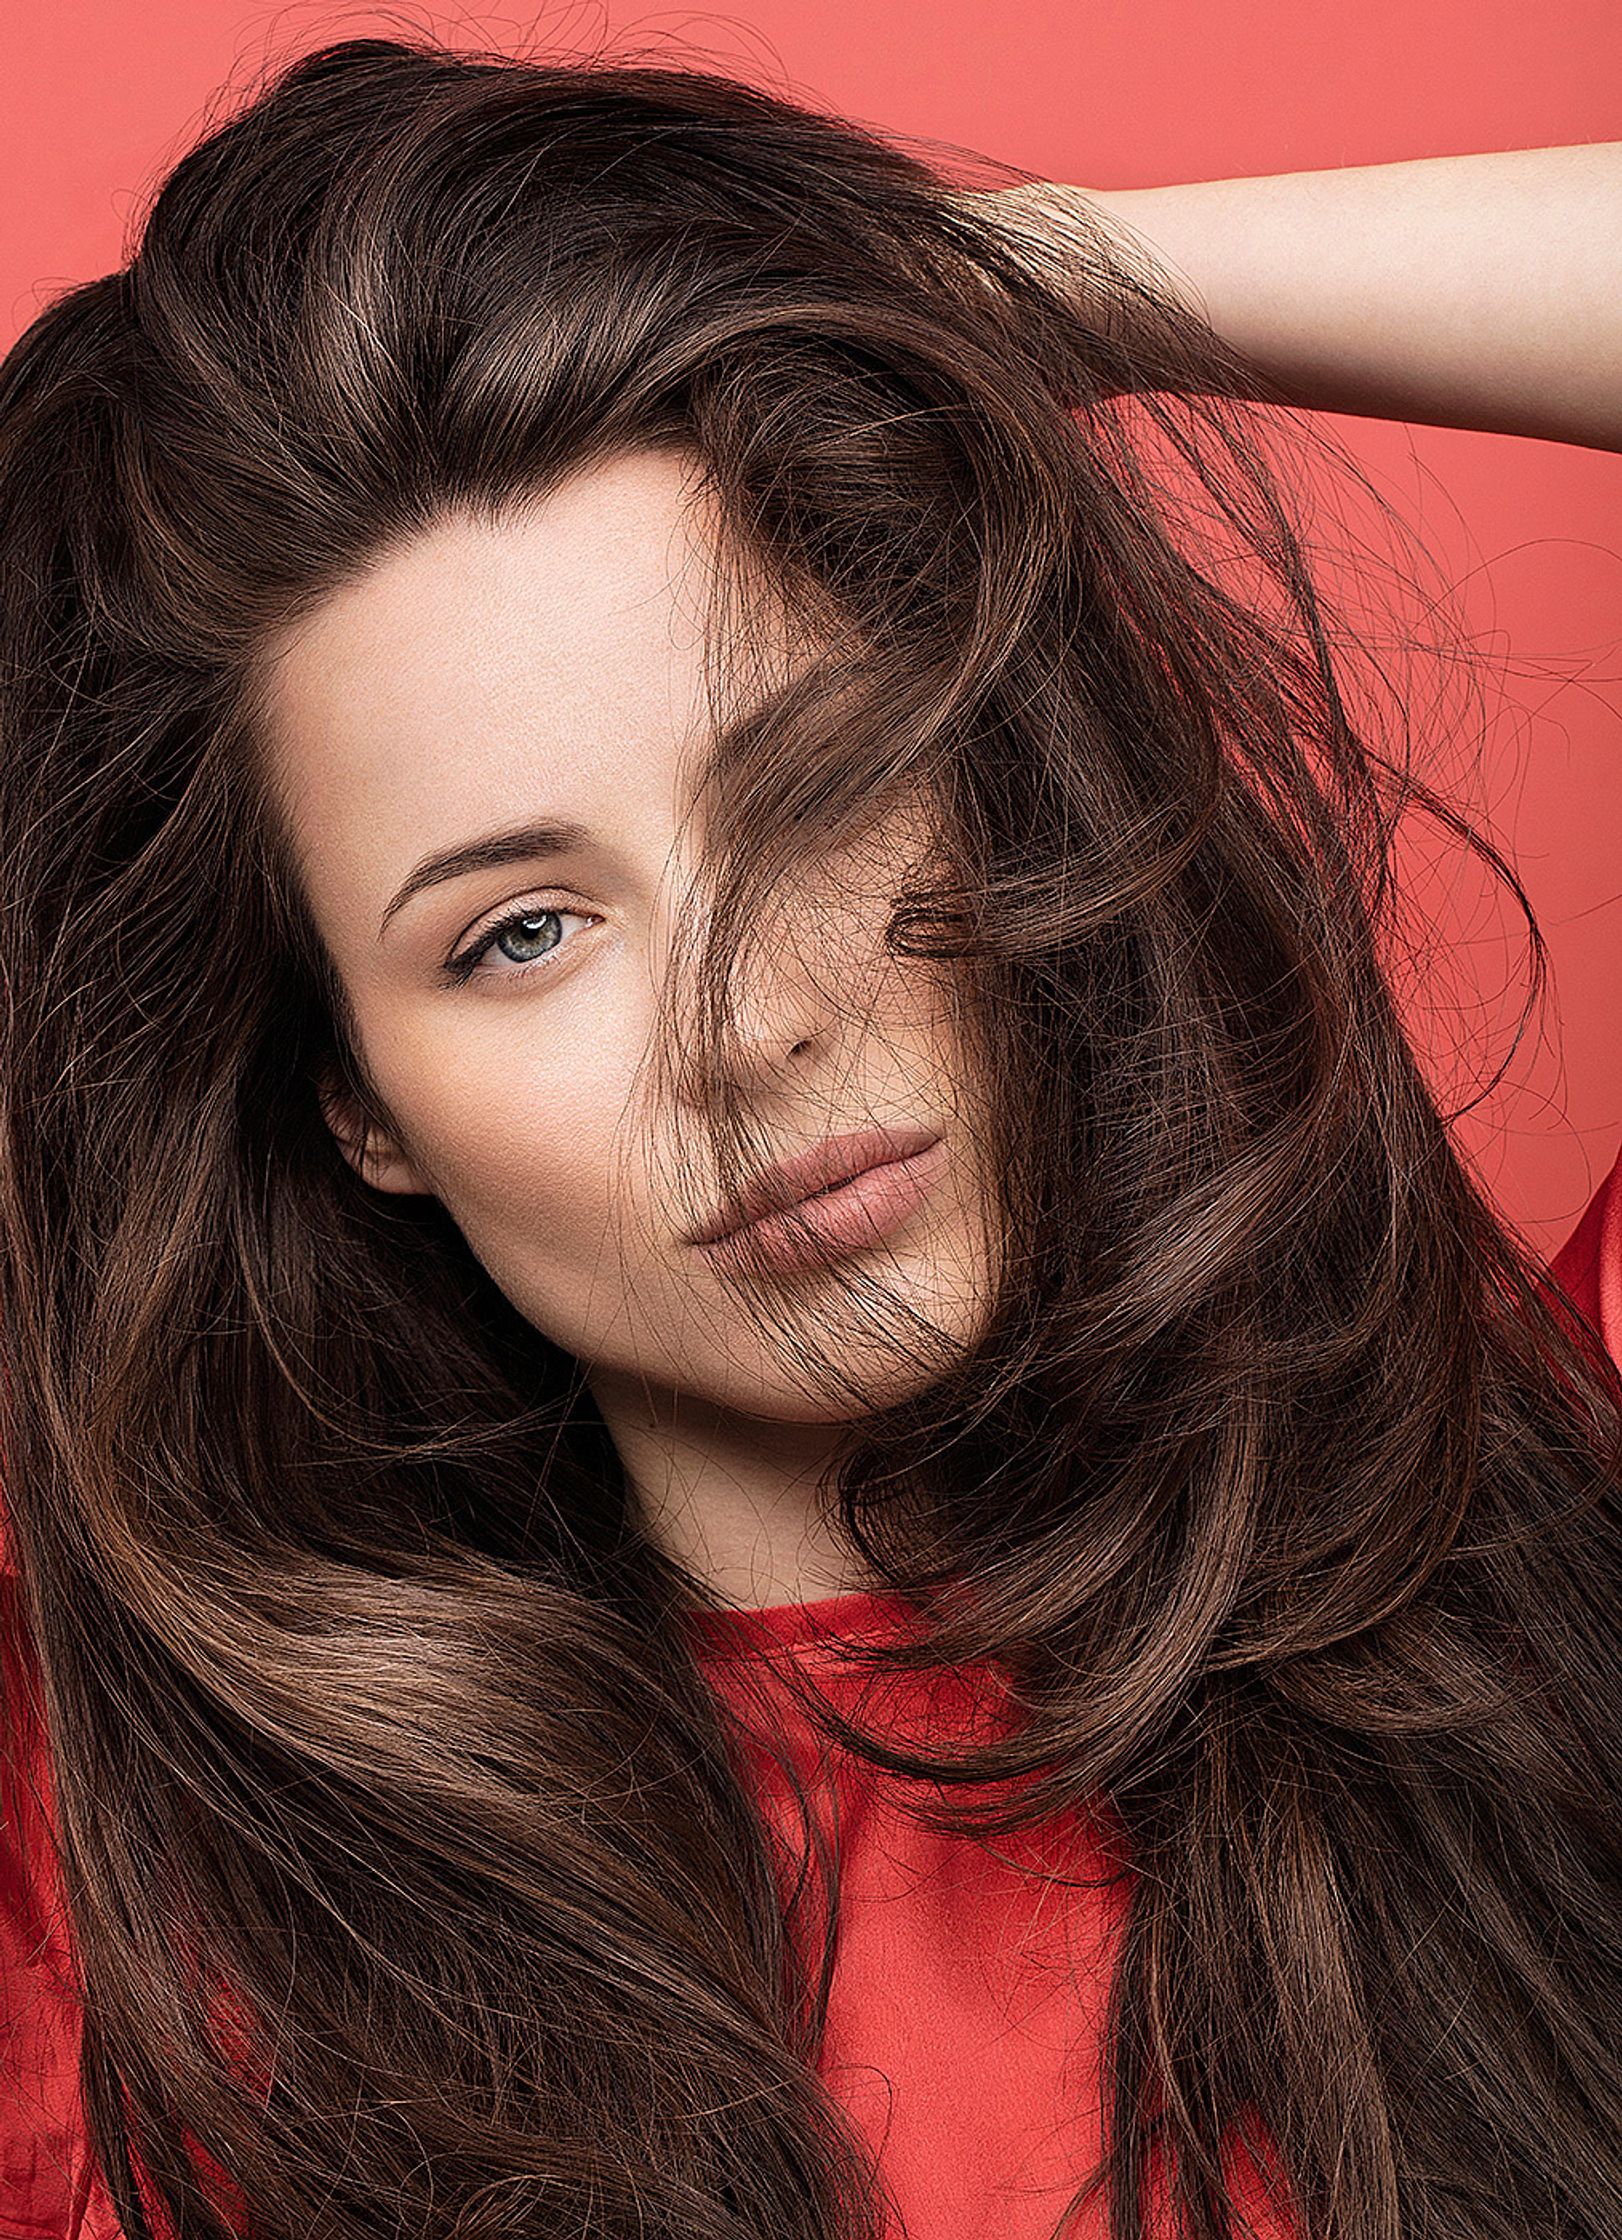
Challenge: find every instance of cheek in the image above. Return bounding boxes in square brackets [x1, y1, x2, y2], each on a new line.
[446, 1104, 631, 1248]
[417, 1082, 678, 1357]
[381, 1015, 657, 1263]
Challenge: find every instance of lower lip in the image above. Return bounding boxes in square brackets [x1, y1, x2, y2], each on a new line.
[697, 1138, 949, 1277]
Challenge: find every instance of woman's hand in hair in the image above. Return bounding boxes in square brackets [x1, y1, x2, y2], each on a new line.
[962, 145, 1622, 454]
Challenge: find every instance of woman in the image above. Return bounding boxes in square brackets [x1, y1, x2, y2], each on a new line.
[1, 35, 1618, 2240]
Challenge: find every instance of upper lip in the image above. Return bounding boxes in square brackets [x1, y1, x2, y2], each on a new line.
[686, 1122, 944, 1247]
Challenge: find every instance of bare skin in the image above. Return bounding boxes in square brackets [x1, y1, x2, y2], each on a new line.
[982, 142, 1622, 453]
[255, 446, 999, 1609]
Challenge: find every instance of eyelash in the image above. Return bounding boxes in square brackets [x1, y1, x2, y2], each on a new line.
[440, 901, 599, 987]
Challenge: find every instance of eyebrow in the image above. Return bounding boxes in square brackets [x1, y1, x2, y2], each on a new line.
[378, 818, 598, 940]
[373, 675, 804, 942]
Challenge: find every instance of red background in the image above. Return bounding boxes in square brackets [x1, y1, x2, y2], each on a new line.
[3, 2, 1619, 1257]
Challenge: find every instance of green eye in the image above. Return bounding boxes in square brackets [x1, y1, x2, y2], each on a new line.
[442, 905, 595, 986]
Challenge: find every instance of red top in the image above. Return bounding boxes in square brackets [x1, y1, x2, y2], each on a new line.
[5, 1146, 1621, 2239]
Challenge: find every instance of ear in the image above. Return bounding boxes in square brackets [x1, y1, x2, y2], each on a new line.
[318, 1076, 433, 1197]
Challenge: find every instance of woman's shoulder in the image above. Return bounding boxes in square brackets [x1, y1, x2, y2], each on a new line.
[1546, 1135, 1622, 1363]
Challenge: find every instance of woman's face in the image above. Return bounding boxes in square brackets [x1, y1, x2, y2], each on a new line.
[256, 445, 999, 1428]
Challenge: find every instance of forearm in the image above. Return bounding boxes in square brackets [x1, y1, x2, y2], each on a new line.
[1058, 145, 1622, 453]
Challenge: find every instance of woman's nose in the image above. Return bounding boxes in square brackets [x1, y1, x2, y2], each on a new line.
[667, 869, 886, 1107]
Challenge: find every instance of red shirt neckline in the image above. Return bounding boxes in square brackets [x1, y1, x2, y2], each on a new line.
[681, 1583, 926, 1660]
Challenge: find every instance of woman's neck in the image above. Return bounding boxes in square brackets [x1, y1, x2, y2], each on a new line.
[585, 1365, 885, 1610]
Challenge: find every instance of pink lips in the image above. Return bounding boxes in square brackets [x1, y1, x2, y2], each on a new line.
[689, 1123, 947, 1277]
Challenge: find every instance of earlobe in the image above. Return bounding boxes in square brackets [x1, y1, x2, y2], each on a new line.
[318, 1080, 432, 1197]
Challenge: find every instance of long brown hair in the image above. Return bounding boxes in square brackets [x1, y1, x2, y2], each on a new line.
[1, 33, 1618, 2240]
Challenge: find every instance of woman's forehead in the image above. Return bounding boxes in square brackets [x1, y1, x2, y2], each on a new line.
[251, 452, 799, 947]
[263, 453, 714, 747]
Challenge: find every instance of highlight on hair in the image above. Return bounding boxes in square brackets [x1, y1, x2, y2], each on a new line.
[1, 31, 1618, 2240]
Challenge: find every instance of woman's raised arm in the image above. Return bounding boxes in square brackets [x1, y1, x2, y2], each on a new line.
[987, 144, 1622, 453]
